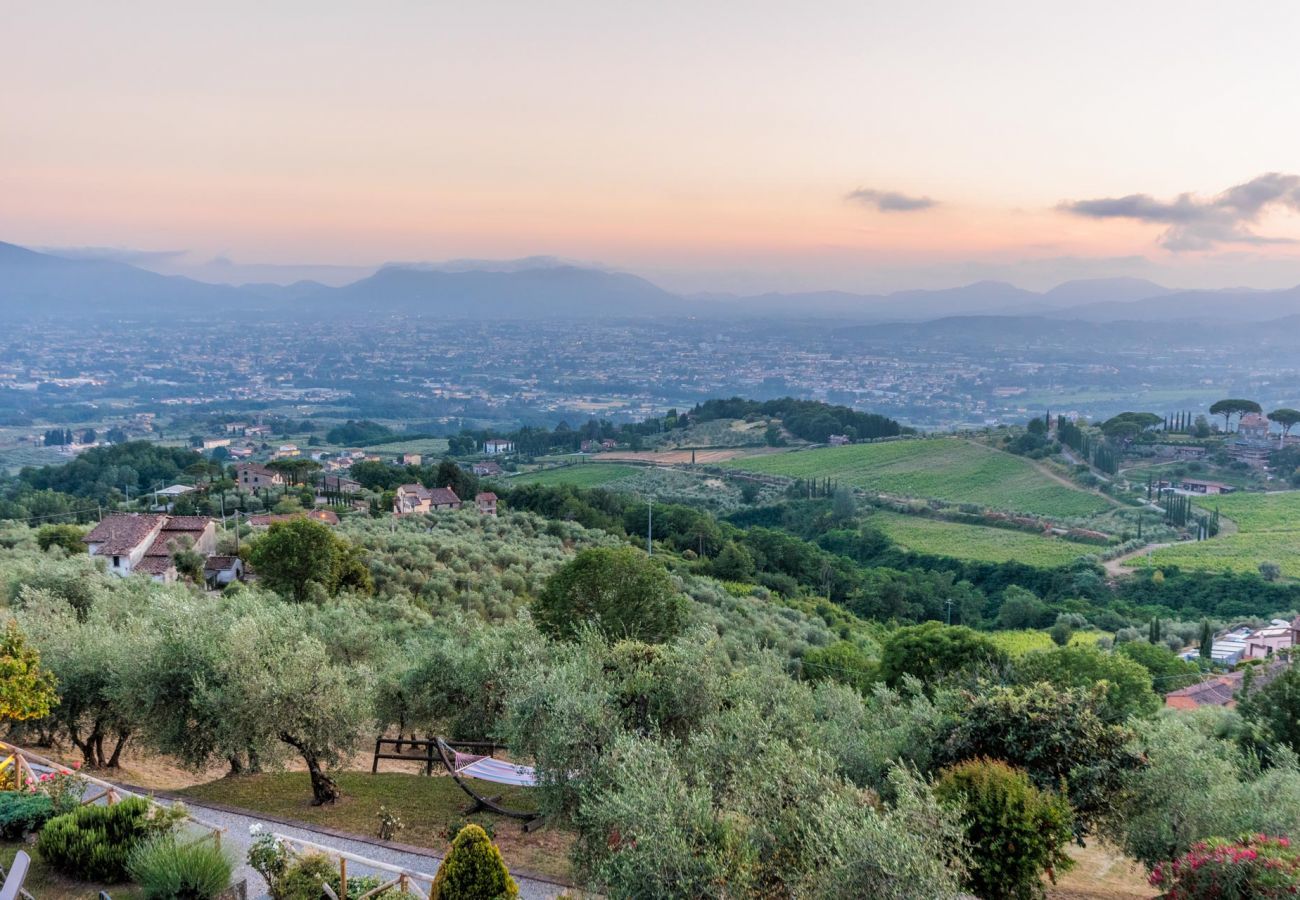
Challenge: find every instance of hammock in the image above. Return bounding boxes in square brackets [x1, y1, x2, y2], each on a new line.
[434, 738, 541, 825]
[450, 749, 538, 787]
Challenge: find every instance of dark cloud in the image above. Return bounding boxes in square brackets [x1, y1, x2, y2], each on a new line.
[846, 188, 936, 212]
[1060, 173, 1300, 251]
[39, 245, 189, 264]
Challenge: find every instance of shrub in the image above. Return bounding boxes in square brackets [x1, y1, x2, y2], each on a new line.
[37, 796, 159, 882]
[1150, 835, 1300, 899]
[442, 818, 494, 844]
[128, 834, 234, 900]
[935, 758, 1074, 900]
[430, 824, 519, 900]
[0, 790, 53, 839]
[274, 852, 338, 900]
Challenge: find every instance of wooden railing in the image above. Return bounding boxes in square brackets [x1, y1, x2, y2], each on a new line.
[272, 832, 440, 900]
[0, 740, 226, 848]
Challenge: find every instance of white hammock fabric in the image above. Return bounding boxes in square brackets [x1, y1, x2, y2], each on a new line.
[452, 751, 538, 787]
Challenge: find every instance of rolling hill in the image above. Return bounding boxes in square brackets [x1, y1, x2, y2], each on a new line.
[721, 438, 1111, 518]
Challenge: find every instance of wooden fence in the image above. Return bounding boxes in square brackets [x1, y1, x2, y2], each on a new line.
[0, 740, 226, 848]
[272, 832, 441, 900]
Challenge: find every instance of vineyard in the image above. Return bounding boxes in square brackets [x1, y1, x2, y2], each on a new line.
[867, 510, 1096, 567]
[721, 438, 1111, 517]
[1134, 490, 1300, 579]
[988, 628, 1108, 656]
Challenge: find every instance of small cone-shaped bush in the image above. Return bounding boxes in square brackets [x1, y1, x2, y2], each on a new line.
[431, 824, 519, 900]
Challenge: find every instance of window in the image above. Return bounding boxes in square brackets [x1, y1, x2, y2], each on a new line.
[112, 555, 120, 567]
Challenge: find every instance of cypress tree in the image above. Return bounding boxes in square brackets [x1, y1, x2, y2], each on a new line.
[1199, 619, 1214, 662]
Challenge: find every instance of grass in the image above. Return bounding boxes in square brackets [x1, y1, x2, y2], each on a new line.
[722, 439, 1110, 518]
[510, 464, 641, 488]
[1134, 490, 1300, 578]
[177, 770, 573, 880]
[868, 510, 1096, 567]
[0, 842, 145, 900]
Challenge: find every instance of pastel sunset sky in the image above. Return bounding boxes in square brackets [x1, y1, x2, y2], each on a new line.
[6, 1, 1300, 293]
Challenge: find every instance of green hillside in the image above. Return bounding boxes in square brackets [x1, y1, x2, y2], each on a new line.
[868, 510, 1096, 567]
[723, 439, 1109, 517]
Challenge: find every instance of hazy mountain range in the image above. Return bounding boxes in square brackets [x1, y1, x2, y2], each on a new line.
[2, 239, 1298, 324]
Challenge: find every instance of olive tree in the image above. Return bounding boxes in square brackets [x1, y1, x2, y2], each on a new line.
[17, 588, 147, 767]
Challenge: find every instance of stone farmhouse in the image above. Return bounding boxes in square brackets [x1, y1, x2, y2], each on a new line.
[82, 514, 219, 583]
[393, 484, 461, 516]
[235, 462, 286, 491]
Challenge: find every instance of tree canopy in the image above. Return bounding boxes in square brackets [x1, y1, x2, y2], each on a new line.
[534, 547, 688, 643]
[878, 622, 1007, 688]
[1209, 398, 1262, 431]
[245, 518, 372, 602]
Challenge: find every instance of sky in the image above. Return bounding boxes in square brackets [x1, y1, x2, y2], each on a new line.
[6, 1, 1300, 294]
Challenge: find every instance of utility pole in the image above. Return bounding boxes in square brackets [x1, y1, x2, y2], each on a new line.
[646, 497, 653, 555]
[945, 598, 954, 626]
[233, 511, 240, 553]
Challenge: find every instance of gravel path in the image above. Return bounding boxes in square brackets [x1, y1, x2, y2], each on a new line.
[161, 797, 567, 899]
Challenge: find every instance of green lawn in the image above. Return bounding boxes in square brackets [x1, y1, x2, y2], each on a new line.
[1135, 491, 1300, 578]
[722, 439, 1110, 518]
[510, 464, 641, 488]
[868, 511, 1097, 567]
[177, 771, 572, 880]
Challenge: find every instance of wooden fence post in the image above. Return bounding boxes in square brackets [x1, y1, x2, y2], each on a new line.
[339, 857, 347, 900]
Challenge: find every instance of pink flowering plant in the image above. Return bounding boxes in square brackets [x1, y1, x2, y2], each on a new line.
[36, 767, 89, 815]
[1151, 834, 1300, 899]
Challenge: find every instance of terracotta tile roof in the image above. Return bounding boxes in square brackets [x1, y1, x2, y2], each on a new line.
[162, 516, 214, 531]
[1166, 676, 1240, 707]
[475, 492, 498, 502]
[81, 514, 164, 555]
[428, 487, 460, 505]
[134, 556, 176, 576]
[1164, 660, 1288, 709]
[203, 556, 240, 573]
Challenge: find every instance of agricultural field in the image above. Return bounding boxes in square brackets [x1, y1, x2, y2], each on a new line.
[989, 628, 1109, 656]
[1134, 490, 1300, 579]
[0, 445, 70, 474]
[867, 510, 1097, 567]
[360, 436, 450, 456]
[510, 463, 642, 488]
[723, 439, 1111, 518]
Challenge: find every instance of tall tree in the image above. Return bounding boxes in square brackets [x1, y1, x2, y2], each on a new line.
[1209, 399, 1262, 433]
[1268, 408, 1300, 444]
